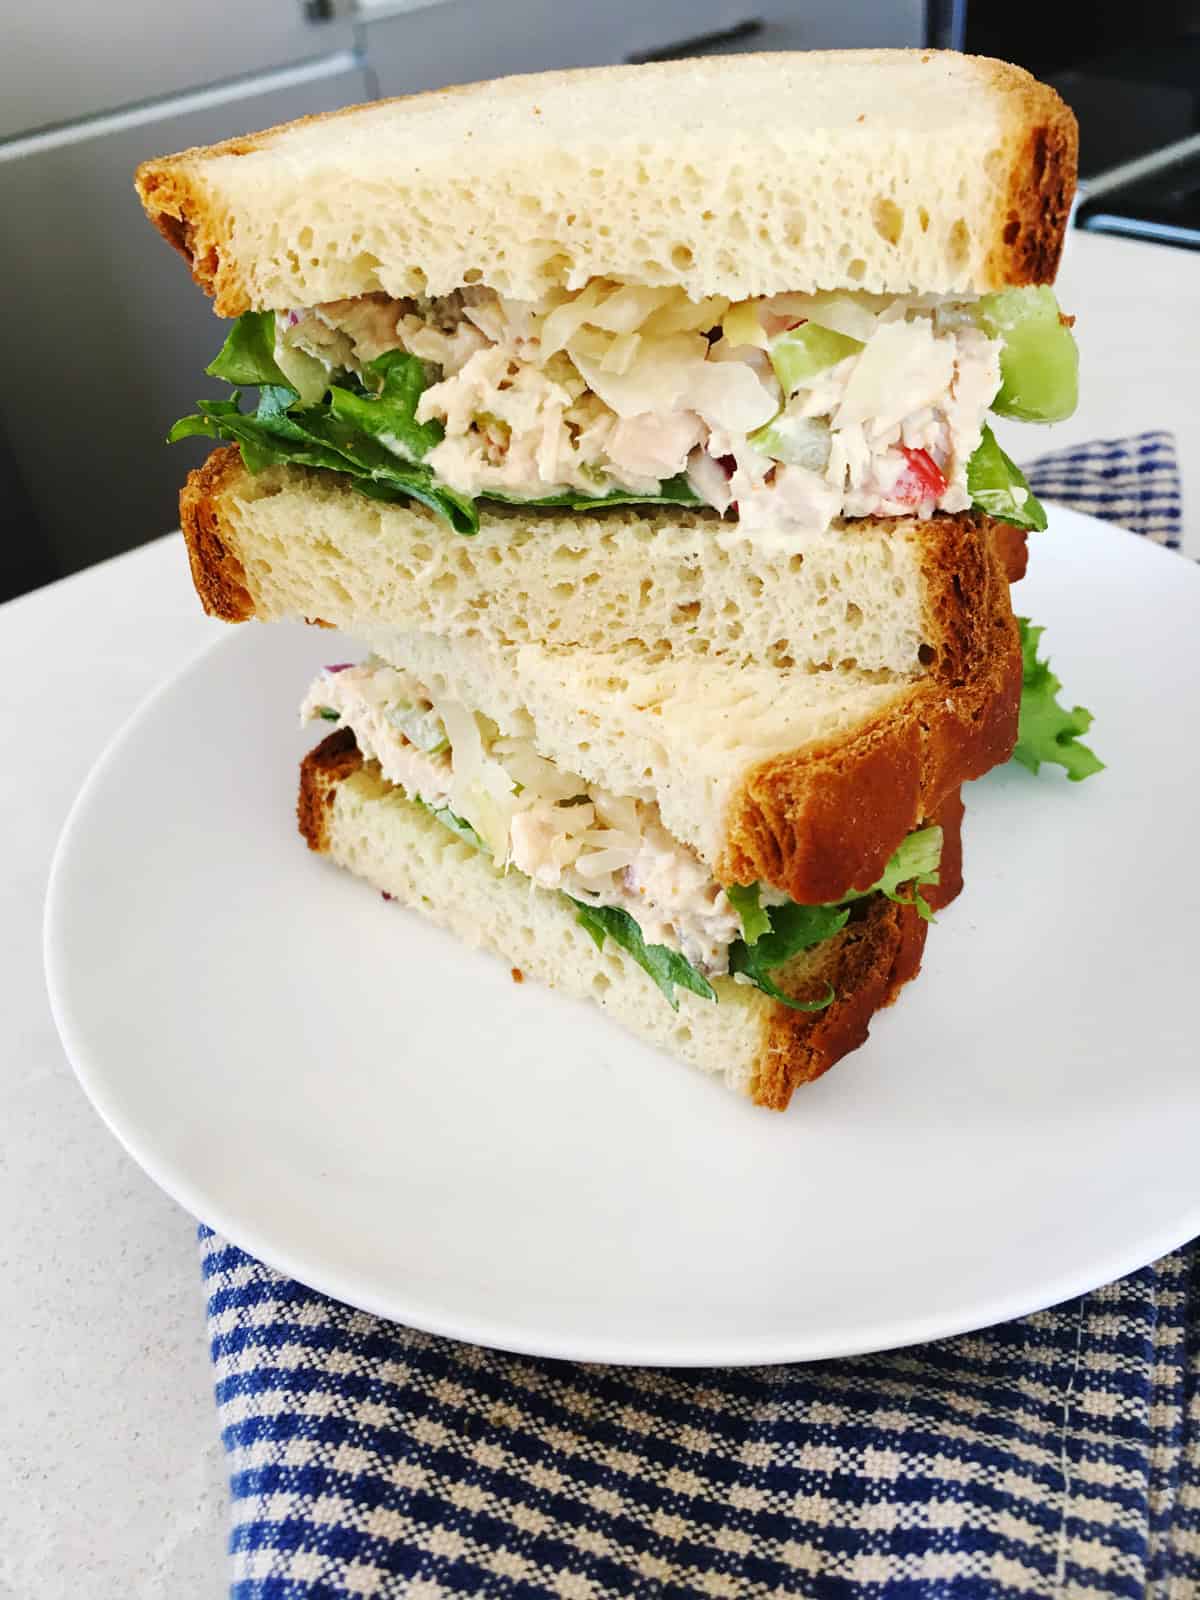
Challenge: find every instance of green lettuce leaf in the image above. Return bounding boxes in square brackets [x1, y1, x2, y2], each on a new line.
[1012, 618, 1104, 781]
[169, 382, 479, 534]
[727, 902, 849, 1013]
[848, 824, 943, 922]
[168, 394, 353, 477]
[570, 899, 716, 1010]
[967, 424, 1049, 532]
[725, 882, 772, 945]
[731, 966, 836, 1013]
[330, 349, 445, 463]
[204, 311, 290, 388]
[725, 822, 947, 1004]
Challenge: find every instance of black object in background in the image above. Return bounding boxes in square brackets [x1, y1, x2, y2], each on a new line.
[0, 424, 57, 604]
[1076, 143, 1200, 250]
[965, 0, 1200, 177]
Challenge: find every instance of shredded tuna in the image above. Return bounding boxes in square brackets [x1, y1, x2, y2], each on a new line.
[282, 281, 1005, 535]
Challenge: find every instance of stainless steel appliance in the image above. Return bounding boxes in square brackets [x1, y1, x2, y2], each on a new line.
[1, 1, 928, 596]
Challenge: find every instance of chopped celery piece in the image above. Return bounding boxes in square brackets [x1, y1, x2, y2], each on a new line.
[420, 801, 487, 853]
[747, 411, 832, 470]
[978, 286, 1079, 423]
[770, 324, 863, 396]
[273, 338, 331, 406]
[385, 703, 449, 754]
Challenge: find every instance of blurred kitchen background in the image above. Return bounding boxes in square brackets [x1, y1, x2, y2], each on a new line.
[2, 0, 1197, 602]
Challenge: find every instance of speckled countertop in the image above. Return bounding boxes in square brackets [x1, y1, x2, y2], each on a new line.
[2, 541, 228, 1599]
[3, 230, 1196, 1596]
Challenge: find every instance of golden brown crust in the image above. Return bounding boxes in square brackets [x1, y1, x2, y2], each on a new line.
[178, 446, 256, 620]
[751, 900, 927, 1109]
[984, 70, 1078, 287]
[750, 783, 964, 1110]
[928, 785, 965, 909]
[297, 728, 364, 853]
[137, 134, 276, 313]
[915, 510, 1008, 679]
[988, 521, 1029, 584]
[136, 51, 1076, 312]
[717, 538, 1019, 904]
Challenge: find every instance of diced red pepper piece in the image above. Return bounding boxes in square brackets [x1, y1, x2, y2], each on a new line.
[899, 447, 947, 499]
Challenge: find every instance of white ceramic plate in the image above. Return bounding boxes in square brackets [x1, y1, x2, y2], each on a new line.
[45, 507, 1200, 1366]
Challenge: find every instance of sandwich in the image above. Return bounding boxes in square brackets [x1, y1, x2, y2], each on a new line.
[141, 51, 1077, 557]
[136, 50, 1086, 1108]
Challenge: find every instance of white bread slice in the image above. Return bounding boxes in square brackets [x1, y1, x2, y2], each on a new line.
[136, 51, 1076, 314]
[298, 729, 965, 1110]
[181, 446, 1024, 678]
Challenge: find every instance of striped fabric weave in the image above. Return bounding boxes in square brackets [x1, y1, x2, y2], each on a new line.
[203, 434, 1195, 1599]
[1022, 431, 1181, 549]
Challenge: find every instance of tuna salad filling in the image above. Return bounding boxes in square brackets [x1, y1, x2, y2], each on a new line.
[303, 660, 945, 1009]
[175, 280, 1077, 541]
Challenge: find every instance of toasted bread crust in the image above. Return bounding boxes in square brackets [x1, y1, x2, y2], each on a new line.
[914, 510, 1004, 679]
[298, 726, 363, 854]
[178, 446, 255, 621]
[137, 52, 1075, 313]
[298, 731, 966, 1110]
[984, 73, 1078, 286]
[750, 785, 963, 1108]
[752, 901, 927, 1109]
[989, 521, 1029, 583]
[716, 544, 1018, 903]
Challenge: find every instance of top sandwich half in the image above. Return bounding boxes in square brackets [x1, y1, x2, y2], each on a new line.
[138, 51, 1078, 547]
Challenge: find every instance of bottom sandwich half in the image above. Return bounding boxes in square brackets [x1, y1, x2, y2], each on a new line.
[299, 728, 965, 1111]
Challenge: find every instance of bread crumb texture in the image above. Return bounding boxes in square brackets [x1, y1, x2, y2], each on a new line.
[136, 51, 1076, 312]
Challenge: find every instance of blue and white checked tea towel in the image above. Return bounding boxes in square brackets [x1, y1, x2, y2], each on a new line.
[202, 433, 1194, 1600]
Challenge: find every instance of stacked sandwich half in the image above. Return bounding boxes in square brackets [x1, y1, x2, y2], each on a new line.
[138, 50, 1080, 1109]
